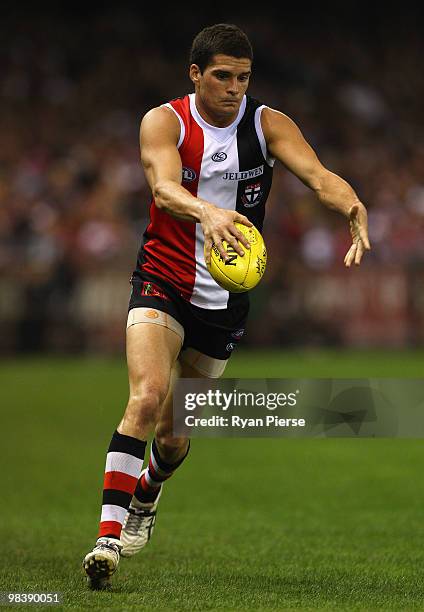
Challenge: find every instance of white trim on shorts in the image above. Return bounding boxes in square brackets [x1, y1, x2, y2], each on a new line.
[179, 347, 228, 379]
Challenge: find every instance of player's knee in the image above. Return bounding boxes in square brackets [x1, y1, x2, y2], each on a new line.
[126, 382, 167, 429]
[124, 403, 158, 432]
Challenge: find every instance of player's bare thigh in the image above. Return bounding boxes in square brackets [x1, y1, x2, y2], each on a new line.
[118, 314, 183, 440]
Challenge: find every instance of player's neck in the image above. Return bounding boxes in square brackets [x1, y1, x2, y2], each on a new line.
[194, 94, 239, 128]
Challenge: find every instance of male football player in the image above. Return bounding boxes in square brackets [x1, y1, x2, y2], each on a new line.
[83, 23, 370, 587]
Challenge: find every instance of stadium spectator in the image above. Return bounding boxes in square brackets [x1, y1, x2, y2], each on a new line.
[1, 9, 423, 352]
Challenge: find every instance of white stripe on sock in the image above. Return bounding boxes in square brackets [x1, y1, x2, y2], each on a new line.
[145, 470, 162, 488]
[100, 504, 128, 524]
[105, 451, 143, 478]
[150, 448, 171, 478]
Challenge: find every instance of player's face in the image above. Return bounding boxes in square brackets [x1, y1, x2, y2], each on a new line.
[190, 54, 252, 125]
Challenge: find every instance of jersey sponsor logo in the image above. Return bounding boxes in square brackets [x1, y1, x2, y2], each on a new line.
[182, 167, 197, 182]
[212, 151, 227, 162]
[242, 182, 263, 207]
[222, 165, 264, 181]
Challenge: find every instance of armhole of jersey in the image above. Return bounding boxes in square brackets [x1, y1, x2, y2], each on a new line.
[162, 103, 185, 149]
[255, 105, 275, 167]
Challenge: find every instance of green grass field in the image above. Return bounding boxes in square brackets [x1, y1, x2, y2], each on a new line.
[1, 350, 424, 610]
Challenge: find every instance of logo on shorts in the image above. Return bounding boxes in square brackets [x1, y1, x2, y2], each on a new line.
[226, 342, 236, 352]
[242, 182, 263, 207]
[144, 309, 159, 319]
[212, 152, 227, 162]
[182, 167, 197, 182]
[141, 281, 170, 300]
[231, 328, 245, 339]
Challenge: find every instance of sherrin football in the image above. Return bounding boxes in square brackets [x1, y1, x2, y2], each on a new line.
[206, 222, 267, 292]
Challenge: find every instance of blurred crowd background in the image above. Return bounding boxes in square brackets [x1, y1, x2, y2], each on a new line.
[1, 6, 423, 354]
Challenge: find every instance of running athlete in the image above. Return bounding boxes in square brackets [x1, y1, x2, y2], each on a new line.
[83, 23, 370, 588]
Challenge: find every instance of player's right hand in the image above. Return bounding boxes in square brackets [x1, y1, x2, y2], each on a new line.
[199, 202, 253, 265]
[344, 203, 371, 267]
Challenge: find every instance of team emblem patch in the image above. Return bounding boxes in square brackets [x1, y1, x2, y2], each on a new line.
[242, 182, 262, 207]
[182, 167, 197, 182]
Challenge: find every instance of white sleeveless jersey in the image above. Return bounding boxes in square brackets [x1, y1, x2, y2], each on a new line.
[136, 93, 274, 310]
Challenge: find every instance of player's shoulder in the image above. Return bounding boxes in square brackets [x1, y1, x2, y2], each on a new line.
[142, 95, 189, 123]
[261, 106, 293, 126]
[260, 106, 299, 142]
[141, 104, 178, 127]
[140, 103, 181, 143]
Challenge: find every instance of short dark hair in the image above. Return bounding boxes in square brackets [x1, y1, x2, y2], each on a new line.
[190, 24, 253, 73]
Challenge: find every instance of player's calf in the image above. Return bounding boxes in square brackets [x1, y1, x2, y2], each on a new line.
[155, 433, 190, 465]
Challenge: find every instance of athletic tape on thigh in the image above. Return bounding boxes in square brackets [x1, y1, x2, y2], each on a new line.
[180, 347, 228, 378]
[127, 307, 184, 343]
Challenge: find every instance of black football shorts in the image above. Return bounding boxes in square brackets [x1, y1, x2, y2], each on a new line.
[128, 271, 249, 361]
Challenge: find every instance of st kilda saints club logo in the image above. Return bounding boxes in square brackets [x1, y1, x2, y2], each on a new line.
[242, 182, 263, 208]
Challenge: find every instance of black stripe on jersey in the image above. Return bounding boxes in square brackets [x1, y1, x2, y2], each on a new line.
[235, 96, 273, 233]
[228, 96, 273, 309]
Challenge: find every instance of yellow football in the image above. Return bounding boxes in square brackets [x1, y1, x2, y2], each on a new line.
[206, 223, 267, 293]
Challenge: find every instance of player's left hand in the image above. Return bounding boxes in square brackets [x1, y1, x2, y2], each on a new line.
[344, 203, 371, 267]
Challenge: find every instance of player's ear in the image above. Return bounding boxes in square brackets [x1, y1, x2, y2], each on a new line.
[189, 64, 202, 85]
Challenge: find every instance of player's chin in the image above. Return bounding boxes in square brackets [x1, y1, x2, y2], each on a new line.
[220, 100, 241, 111]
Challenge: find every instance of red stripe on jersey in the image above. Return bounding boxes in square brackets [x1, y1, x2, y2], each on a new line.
[103, 471, 138, 495]
[98, 520, 122, 539]
[141, 96, 203, 300]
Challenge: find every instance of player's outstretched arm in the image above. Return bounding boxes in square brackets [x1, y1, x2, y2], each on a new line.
[140, 107, 252, 264]
[261, 108, 371, 266]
